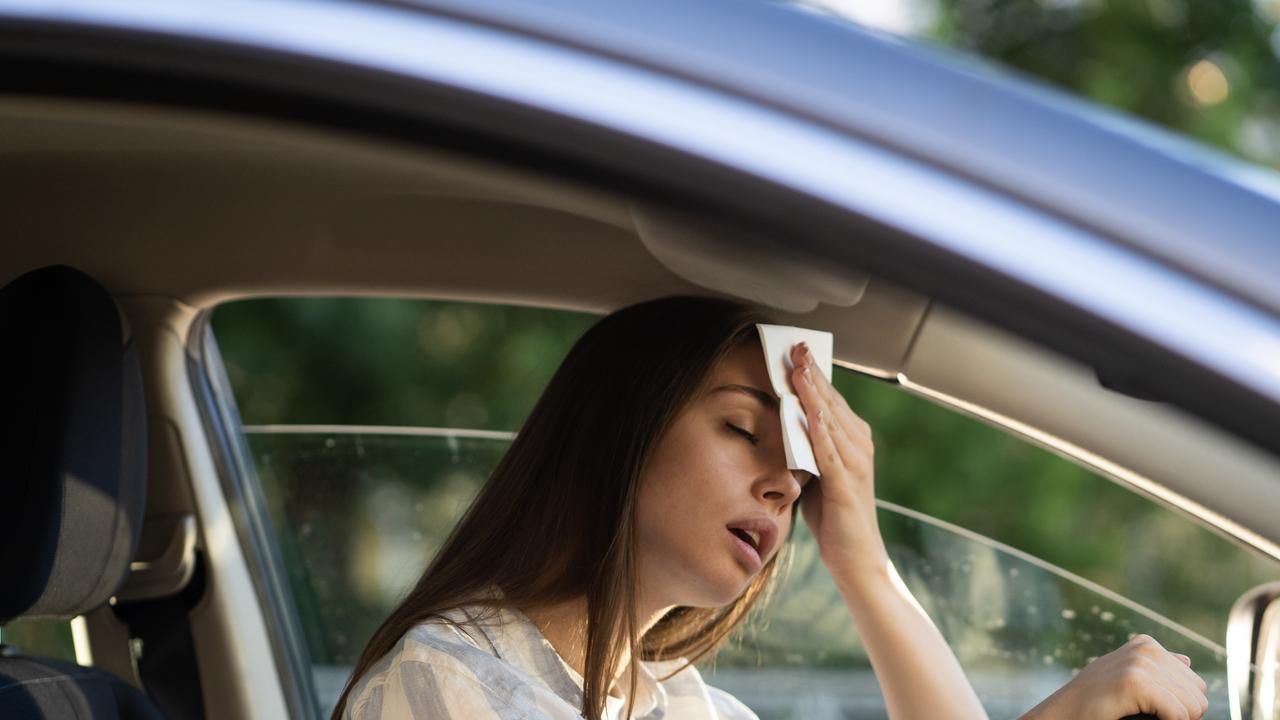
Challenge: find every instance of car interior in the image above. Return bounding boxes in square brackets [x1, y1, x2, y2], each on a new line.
[3, 96, 1279, 718]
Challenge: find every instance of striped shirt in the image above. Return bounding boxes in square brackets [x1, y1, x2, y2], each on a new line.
[344, 603, 758, 720]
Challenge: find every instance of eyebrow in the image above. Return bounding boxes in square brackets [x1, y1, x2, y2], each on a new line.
[710, 384, 778, 411]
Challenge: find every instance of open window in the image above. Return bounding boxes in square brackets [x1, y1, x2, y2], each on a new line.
[206, 296, 1279, 719]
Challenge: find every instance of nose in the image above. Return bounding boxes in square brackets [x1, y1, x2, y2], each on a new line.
[758, 467, 804, 511]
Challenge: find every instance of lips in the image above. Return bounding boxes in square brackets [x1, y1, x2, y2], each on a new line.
[730, 527, 762, 549]
[725, 516, 777, 571]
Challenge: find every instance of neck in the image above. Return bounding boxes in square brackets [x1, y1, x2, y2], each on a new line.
[524, 594, 672, 698]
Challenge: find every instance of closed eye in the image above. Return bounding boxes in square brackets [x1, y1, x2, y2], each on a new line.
[725, 422, 759, 446]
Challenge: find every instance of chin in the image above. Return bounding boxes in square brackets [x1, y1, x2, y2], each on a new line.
[640, 538, 758, 608]
[680, 564, 756, 608]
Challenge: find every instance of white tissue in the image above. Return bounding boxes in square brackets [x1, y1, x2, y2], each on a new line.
[755, 323, 834, 477]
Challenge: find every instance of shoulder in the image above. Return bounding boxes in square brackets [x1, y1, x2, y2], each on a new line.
[346, 657, 533, 720]
[705, 684, 759, 720]
[345, 615, 534, 720]
[642, 659, 759, 720]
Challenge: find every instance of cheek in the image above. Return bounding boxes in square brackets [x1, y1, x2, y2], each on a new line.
[644, 425, 738, 504]
[635, 457, 726, 556]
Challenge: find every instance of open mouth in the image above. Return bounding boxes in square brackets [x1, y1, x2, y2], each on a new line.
[727, 527, 764, 570]
[729, 527, 761, 552]
[725, 517, 775, 572]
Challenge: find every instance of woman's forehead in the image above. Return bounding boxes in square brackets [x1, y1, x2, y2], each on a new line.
[702, 340, 774, 403]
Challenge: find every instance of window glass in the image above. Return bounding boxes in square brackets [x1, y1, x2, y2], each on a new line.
[1, 619, 76, 663]
[831, 370, 1280, 648]
[247, 429, 507, 702]
[214, 297, 595, 430]
[212, 297, 1280, 719]
[713, 510, 1235, 720]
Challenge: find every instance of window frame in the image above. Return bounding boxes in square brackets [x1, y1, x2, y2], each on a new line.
[189, 311, 322, 720]
[200, 296, 1277, 720]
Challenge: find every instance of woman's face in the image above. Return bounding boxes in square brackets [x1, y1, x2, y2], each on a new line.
[634, 337, 810, 609]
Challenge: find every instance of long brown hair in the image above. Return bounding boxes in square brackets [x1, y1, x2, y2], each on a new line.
[332, 295, 795, 719]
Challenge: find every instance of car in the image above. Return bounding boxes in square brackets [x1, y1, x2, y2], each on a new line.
[1, 0, 1278, 719]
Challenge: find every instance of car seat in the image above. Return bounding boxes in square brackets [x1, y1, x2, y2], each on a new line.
[0, 265, 166, 719]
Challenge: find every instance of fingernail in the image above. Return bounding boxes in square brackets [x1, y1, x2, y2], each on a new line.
[801, 366, 812, 384]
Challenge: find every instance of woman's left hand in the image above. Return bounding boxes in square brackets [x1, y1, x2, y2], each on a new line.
[789, 341, 891, 583]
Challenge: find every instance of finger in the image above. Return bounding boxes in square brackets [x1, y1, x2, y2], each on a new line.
[817, 387, 873, 478]
[1138, 652, 1206, 720]
[790, 344, 869, 458]
[827, 385, 873, 446]
[792, 343, 874, 446]
[1162, 653, 1209, 701]
[1169, 656, 1207, 695]
[1138, 678, 1192, 720]
[799, 378, 873, 481]
[1160, 667, 1207, 720]
[806, 404, 850, 489]
[1134, 638, 1208, 707]
[1148, 644, 1206, 696]
[790, 344, 835, 417]
[790, 349, 845, 453]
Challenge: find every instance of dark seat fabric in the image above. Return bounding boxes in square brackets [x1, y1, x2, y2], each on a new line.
[0, 657, 165, 720]
[0, 265, 166, 719]
[0, 265, 146, 621]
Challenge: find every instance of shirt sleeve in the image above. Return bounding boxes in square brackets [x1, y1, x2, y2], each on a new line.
[706, 685, 760, 720]
[349, 659, 530, 720]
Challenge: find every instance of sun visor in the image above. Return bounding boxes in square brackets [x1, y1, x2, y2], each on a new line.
[631, 203, 868, 313]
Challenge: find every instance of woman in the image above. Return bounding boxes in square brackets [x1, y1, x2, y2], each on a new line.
[335, 295, 1209, 720]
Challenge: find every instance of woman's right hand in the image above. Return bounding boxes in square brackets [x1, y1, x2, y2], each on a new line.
[1022, 634, 1209, 720]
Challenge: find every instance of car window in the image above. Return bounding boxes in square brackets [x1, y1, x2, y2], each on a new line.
[0, 619, 76, 663]
[211, 297, 1280, 719]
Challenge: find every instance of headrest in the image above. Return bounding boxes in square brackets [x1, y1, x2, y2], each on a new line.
[0, 265, 147, 622]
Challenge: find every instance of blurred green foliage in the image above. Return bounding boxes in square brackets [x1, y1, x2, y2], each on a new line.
[0, 619, 75, 662]
[792, 0, 1280, 170]
[215, 298, 595, 430]
[833, 369, 1280, 640]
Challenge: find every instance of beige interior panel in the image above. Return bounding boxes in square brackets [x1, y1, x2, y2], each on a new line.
[123, 296, 290, 720]
[0, 95, 928, 375]
[773, 286, 929, 378]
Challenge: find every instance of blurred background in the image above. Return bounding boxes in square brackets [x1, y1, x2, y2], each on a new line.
[787, 0, 1280, 173]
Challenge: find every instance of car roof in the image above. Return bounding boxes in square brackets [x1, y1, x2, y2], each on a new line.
[396, 0, 1280, 318]
[5, 0, 1279, 320]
